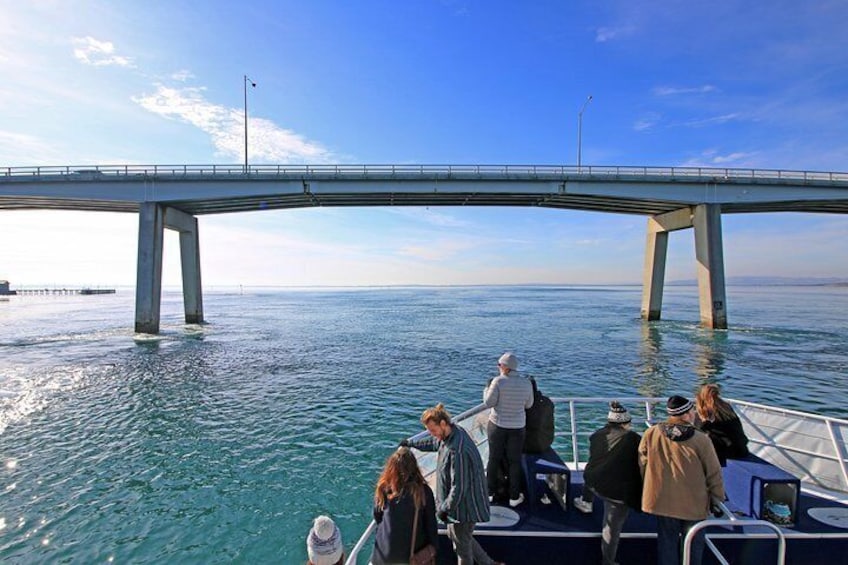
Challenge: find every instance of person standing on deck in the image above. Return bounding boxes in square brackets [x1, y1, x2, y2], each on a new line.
[576, 401, 643, 565]
[370, 447, 438, 565]
[695, 383, 749, 466]
[403, 403, 505, 565]
[483, 352, 534, 507]
[639, 395, 725, 565]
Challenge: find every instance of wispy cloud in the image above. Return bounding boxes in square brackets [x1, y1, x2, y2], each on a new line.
[595, 26, 635, 42]
[679, 113, 741, 128]
[633, 112, 662, 132]
[132, 85, 333, 162]
[0, 130, 66, 164]
[653, 85, 717, 96]
[396, 238, 476, 261]
[171, 69, 194, 82]
[678, 149, 758, 168]
[385, 208, 470, 228]
[71, 36, 134, 68]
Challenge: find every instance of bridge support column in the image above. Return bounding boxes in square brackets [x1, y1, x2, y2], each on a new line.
[165, 208, 204, 325]
[694, 204, 727, 329]
[135, 203, 164, 334]
[135, 204, 204, 334]
[641, 208, 694, 322]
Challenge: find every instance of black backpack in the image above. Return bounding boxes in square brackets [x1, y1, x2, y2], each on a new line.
[524, 377, 555, 454]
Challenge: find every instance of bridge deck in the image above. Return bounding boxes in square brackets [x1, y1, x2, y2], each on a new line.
[2, 164, 848, 215]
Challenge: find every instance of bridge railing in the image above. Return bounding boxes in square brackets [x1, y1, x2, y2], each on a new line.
[2, 164, 848, 185]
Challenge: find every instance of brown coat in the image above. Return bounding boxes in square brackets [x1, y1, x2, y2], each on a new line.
[638, 418, 725, 521]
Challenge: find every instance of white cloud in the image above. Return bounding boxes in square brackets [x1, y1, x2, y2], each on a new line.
[132, 85, 334, 163]
[653, 85, 717, 96]
[71, 36, 134, 68]
[634, 112, 661, 132]
[677, 149, 759, 168]
[595, 26, 635, 42]
[0, 130, 66, 165]
[384, 207, 470, 228]
[171, 69, 194, 82]
[680, 113, 741, 128]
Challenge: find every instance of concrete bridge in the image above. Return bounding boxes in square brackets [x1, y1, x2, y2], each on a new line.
[3, 164, 848, 333]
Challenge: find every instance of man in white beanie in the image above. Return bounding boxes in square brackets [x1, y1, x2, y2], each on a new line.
[306, 515, 344, 565]
[483, 351, 534, 507]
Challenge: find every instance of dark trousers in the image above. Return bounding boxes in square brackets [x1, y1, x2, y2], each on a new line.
[486, 421, 525, 500]
[656, 515, 704, 565]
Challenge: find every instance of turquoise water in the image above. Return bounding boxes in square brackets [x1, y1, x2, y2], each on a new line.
[1, 285, 846, 563]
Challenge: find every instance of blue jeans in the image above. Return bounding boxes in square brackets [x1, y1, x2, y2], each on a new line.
[656, 515, 704, 565]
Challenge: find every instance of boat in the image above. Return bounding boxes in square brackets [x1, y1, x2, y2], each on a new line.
[346, 397, 848, 564]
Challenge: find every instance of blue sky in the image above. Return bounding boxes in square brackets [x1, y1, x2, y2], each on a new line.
[1, 0, 847, 287]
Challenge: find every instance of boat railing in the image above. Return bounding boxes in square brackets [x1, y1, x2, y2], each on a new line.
[549, 396, 665, 468]
[728, 398, 848, 494]
[684, 518, 786, 565]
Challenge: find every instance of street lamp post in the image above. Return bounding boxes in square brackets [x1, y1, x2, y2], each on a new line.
[577, 94, 593, 170]
[244, 75, 256, 173]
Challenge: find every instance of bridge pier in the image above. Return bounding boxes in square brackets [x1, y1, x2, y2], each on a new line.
[640, 204, 727, 329]
[134, 203, 204, 334]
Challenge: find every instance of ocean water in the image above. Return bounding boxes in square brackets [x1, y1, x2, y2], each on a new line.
[1, 285, 846, 563]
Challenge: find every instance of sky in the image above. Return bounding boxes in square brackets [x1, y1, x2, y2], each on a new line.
[1, 0, 847, 287]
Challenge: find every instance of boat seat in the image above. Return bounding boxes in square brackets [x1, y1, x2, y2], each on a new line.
[723, 454, 800, 527]
[521, 448, 571, 512]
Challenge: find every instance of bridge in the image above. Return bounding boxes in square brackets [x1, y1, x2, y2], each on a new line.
[3, 164, 848, 333]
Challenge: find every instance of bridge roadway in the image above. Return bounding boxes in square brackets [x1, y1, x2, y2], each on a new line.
[2, 164, 848, 215]
[3, 163, 847, 333]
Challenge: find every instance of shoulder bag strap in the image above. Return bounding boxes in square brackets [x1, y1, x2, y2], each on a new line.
[409, 490, 420, 564]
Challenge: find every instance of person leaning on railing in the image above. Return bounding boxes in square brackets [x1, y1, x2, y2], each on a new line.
[695, 383, 749, 466]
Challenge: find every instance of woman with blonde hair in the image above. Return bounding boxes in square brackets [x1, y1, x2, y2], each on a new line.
[370, 447, 438, 565]
[695, 383, 749, 466]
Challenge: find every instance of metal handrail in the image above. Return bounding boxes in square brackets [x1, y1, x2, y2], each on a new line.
[729, 398, 848, 493]
[3, 164, 848, 185]
[344, 521, 377, 565]
[683, 518, 786, 565]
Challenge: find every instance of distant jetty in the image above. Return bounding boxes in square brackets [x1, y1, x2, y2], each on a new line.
[0, 281, 116, 296]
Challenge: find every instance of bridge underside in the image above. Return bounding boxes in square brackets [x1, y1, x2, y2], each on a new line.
[3, 194, 848, 216]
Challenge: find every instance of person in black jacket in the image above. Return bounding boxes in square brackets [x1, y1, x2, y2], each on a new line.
[370, 447, 438, 565]
[579, 401, 643, 565]
[695, 383, 749, 466]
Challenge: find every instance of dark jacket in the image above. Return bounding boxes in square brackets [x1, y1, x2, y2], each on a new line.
[523, 383, 555, 453]
[699, 415, 749, 466]
[583, 424, 643, 509]
[370, 485, 438, 565]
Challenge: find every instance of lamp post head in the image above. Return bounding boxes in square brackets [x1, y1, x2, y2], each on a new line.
[579, 94, 593, 116]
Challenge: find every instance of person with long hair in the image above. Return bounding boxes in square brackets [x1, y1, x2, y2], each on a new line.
[695, 383, 750, 466]
[370, 447, 438, 565]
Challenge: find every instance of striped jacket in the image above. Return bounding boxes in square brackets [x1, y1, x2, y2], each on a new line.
[409, 425, 491, 524]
